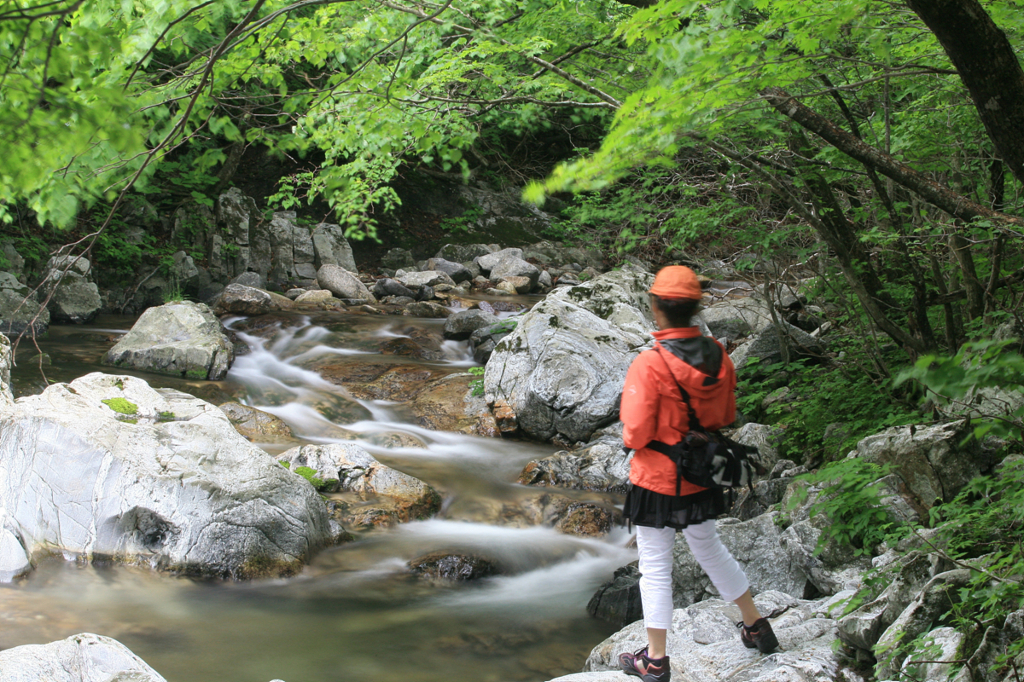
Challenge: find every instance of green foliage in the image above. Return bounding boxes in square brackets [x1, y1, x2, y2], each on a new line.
[293, 465, 336, 492]
[439, 206, 485, 235]
[897, 340, 1024, 443]
[102, 398, 139, 415]
[469, 365, 486, 397]
[789, 458, 910, 556]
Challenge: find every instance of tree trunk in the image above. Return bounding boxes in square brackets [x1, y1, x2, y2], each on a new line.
[906, 0, 1024, 186]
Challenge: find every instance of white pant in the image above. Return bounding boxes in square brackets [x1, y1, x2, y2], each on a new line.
[636, 521, 749, 630]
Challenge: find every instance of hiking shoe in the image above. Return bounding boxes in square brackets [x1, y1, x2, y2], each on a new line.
[618, 646, 670, 682]
[738, 618, 779, 653]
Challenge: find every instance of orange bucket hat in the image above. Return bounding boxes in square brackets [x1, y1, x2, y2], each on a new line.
[649, 265, 702, 300]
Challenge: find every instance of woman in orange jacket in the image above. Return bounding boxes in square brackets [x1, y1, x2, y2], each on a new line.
[617, 266, 778, 682]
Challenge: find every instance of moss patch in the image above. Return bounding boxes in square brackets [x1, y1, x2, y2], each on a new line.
[294, 465, 330, 491]
[102, 397, 138, 415]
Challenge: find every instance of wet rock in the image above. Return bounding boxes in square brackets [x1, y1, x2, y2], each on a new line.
[0, 373, 332, 578]
[317, 362, 450, 402]
[219, 402, 295, 443]
[104, 301, 234, 380]
[408, 551, 497, 583]
[498, 275, 534, 294]
[285, 288, 307, 300]
[484, 265, 655, 443]
[280, 443, 441, 526]
[469, 319, 516, 363]
[294, 289, 335, 304]
[0, 633, 167, 682]
[0, 271, 48, 337]
[404, 301, 451, 318]
[574, 592, 844, 682]
[0, 509, 31, 582]
[317, 264, 375, 303]
[587, 563, 642, 628]
[397, 270, 456, 289]
[552, 501, 615, 537]
[312, 222, 357, 273]
[518, 436, 631, 494]
[47, 273, 102, 324]
[213, 283, 273, 316]
[373, 278, 417, 299]
[491, 257, 540, 290]
[444, 309, 501, 340]
[494, 281, 518, 295]
[427, 257, 472, 283]
[406, 372, 500, 436]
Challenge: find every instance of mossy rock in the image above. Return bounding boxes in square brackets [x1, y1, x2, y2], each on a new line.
[101, 397, 138, 415]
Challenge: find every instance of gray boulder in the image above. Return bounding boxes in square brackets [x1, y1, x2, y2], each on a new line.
[48, 278, 102, 324]
[230, 271, 264, 289]
[435, 243, 497, 262]
[312, 222, 357, 273]
[213, 283, 273, 316]
[103, 301, 234, 380]
[699, 297, 773, 342]
[381, 247, 416, 270]
[0, 633, 167, 682]
[484, 265, 655, 442]
[475, 247, 524, 273]
[0, 373, 332, 578]
[373, 278, 417, 299]
[396, 270, 456, 289]
[0, 272, 48, 336]
[427, 257, 473, 283]
[268, 211, 317, 282]
[730, 423, 781, 473]
[856, 422, 996, 506]
[729, 319, 826, 369]
[214, 188, 268, 281]
[317, 264, 376, 303]
[574, 591, 847, 682]
[518, 431, 631, 493]
[672, 513, 809, 608]
[469, 320, 516, 364]
[0, 241, 24, 276]
[490, 256, 540, 290]
[587, 563, 643, 628]
[443, 309, 501, 340]
[0, 509, 32, 582]
[405, 301, 451, 318]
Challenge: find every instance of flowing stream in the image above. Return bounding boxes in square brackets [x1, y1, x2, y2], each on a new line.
[1, 309, 634, 682]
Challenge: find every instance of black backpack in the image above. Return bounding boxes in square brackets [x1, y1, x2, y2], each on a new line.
[645, 348, 765, 496]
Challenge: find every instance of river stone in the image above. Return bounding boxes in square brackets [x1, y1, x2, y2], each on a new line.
[483, 265, 654, 443]
[230, 271, 264, 289]
[279, 443, 440, 521]
[219, 402, 295, 443]
[427, 257, 472, 283]
[671, 513, 808, 608]
[295, 289, 335, 304]
[0, 633, 167, 682]
[213, 283, 273, 316]
[397, 270, 456, 289]
[312, 222, 357, 273]
[404, 301, 451, 318]
[43, 254, 92, 282]
[855, 422, 996, 506]
[0, 273, 48, 337]
[444, 309, 501, 340]
[104, 302, 234, 380]
[490, 256, 540, 289]
[48, 278, 102, 324]
[374, 278, 417, 299]
[587, 563, 643, 627]
[518, 435, 631, 493]
[575, 591, 843, 682]
[317, 264, 375, 303]
[729, 320, 826, 369]
[408, 551, 497, 583]
[475, 248, 524, 273]
[0, 373, 332, 578]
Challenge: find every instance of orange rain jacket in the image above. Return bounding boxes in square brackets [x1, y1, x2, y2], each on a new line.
[620, 327, 737, 497]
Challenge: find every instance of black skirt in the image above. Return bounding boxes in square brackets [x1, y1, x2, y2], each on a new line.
[622, 484, 726, 529]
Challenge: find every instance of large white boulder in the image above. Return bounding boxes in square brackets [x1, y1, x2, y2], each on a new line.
[568, 591, 848, 682]
[0, 332, 12, 409]
[103, 301, 234, 381]
[0, 633, 166, 682]
[0, 373, 332, 578]
[483, 265, 655, 443]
